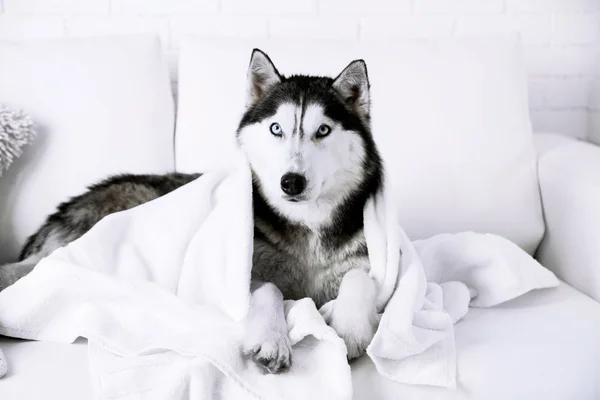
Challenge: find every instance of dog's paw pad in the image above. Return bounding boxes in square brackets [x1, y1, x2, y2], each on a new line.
[339, 333, 369, 360]
[243, 331, 292, 374]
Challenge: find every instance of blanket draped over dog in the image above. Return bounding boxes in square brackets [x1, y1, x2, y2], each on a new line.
[0, 155, 558, 398]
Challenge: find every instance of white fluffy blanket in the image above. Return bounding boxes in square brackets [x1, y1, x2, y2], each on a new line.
[0, 155, 558, 398]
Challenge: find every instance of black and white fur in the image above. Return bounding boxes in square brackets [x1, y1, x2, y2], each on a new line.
[0, 49, 384, 373]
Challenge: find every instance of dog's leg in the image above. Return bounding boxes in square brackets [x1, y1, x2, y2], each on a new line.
[325, 269, 380, 360]
[0, 254, 43, 292]
[242, 281, 292, 374]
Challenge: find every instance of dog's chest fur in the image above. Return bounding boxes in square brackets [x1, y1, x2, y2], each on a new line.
[252, 213, 369, 309]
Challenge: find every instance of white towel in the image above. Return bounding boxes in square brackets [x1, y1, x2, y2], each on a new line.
[0, 157, 558, 397]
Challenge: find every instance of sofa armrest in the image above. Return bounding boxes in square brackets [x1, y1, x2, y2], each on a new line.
[535, 134, 600, 302]
[533, 132, 581, 157]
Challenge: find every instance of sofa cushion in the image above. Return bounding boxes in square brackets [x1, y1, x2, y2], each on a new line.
[0, 35, 175, 263]
[175, 35, 544, 253]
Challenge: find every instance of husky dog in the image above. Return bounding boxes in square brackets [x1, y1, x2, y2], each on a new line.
[0, 49, 383, 373]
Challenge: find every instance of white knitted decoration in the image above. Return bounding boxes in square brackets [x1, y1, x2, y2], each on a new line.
[0, 349, 6, 378]
[0, 104, 36, 176]
[0, 103, 35, 377]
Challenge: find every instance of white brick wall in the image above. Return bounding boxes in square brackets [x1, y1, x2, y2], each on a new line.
[0, 0, 598, 140]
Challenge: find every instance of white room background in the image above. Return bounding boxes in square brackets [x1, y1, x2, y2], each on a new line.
[0, 0, 598, 140]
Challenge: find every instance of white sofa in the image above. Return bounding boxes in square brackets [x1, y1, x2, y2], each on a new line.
[1, 34, 600, 399]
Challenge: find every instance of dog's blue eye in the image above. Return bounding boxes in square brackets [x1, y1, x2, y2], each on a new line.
[270, 123, 282, 136]
[316, 124, 332, 138]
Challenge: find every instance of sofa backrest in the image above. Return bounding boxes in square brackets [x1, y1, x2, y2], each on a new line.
[0, 36, 175, 263]
[0, 34, 546, 263]
[175, 35, 545, 253]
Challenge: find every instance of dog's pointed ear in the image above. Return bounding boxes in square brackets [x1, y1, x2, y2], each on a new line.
[246, 49, 282, 107]
[332, 60, 370, 120]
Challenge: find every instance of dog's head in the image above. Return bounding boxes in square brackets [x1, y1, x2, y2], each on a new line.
[236, 49, 381, 228]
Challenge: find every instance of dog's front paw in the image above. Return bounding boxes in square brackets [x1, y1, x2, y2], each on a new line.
[329, 310, 379, 360]
[243, 330, 292, 374]
[327, 269, 381, 360]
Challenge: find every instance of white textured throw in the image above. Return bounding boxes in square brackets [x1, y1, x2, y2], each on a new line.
[0, 104, 36, 176]
[0, 349, 6, 378]
[0, 103, 36, 378]
[0, 155, 558, 397]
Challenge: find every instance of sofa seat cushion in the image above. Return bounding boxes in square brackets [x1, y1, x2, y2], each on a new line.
[2, 282, 598, 399]
[352, 282, 600, 400]
[0, 338, 92, 399]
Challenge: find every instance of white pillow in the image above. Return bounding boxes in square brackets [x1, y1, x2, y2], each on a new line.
[175, 35, 544, 253]
[0, 35, 175, 263]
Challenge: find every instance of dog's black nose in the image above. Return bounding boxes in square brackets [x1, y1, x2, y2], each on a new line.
[280, 173, 306, 196]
